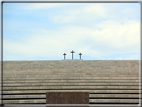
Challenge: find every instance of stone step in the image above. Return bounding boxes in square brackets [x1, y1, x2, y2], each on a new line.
[3, 99, 139, 104]
[3, 60, 138, 63]
[3, 94, 46, 99]
[89, 94, 139, 98]
[89, 99, 139, 103]
[2, 94, 139, 99]
[3, 79, 139, 83]
[0, 105, 38, 107]
[3, 82, 139, 86]
[4, 66, 139, 68]
[4, 67, 139, 70]
[4, 69, 139, 72]
[6, 66, 137, 69]
[3, 60, 139, 104]
[4, 72, 139, 76]
[3, 71, 139, 76]
[3, 86, 139, 90]
[3, 99, 45, 104]
[3, 74, 139, 78]
[3, 71, 139, 74]
[3, 90, 139, 94]
[4, 66, 138, 69]
[4, 63, 139, 66]
[3, 72, 139, 75]
[1, 105, 45, 107]
[3, 77, 139, 80]
[3, 70, 139, 73]
[4, 64, 139, 67]
[4, 62, 139, 65]
[2, 104, 140, 107]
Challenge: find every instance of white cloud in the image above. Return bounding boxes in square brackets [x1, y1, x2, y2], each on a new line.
[49, 4, 109, 24]
[4, 18, 140, 60]
[94, 20, 140, 49]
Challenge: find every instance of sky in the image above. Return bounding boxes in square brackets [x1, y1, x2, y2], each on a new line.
[3, 2, 140, 60]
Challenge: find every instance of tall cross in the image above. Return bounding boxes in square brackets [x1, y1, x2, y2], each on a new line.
[79, 53, 82, 59]
[63, 53, 66, 59]
[70, 50, 75, 59]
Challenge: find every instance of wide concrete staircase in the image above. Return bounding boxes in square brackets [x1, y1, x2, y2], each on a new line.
[2, 60, 140, 104]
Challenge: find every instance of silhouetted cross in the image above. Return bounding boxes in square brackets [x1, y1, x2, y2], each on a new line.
[71, 50, 75, 59]
[63, 53, 66, 59]
[79, 53, 82, 59]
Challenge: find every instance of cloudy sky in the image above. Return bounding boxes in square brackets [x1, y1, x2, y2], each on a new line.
[3, 3, 140, 60]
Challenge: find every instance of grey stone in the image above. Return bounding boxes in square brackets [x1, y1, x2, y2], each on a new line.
[2, 60, 140, 104]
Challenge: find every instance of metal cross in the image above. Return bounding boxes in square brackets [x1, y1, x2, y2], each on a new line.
[63, 53, 66, 59]
[79, 53, 82, 59]
[70, 50, 75, 59]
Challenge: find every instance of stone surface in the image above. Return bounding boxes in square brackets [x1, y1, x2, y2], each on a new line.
[46, 92, 89, 104]
[3, 90, 139, 94]
[2, 106, 141, 107]
[3, 94, 139, 99]
[3, 86, 139, 90]
[2, 60, 140, 104]
[3, 82, 139, 86]
[3, 79, 139, 83]
[89, 99, 139, 103]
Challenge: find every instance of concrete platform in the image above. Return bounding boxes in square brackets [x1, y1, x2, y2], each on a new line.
[3, 86, 139, 90]
[3, 72, 139, 75]
[89, 99, 139, 103]
[3, 99, 139, 104]
[3, 94, 139, 99]
[3, 82, 139, 86]
[3, 90, 139, 94]
[3, 77, 139, 80]
[3, 74, 139, 78]
[2, 60, 140, 105]
[3, 79, 139, 83]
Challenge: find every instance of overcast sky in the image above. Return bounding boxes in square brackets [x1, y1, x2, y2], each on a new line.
[3, 3, 140, 60]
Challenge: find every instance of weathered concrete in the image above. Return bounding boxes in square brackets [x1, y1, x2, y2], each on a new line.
[2, 60, 140, 104]
[3, 74, 139, 78]
[3, 60, 139, 72]
[3, 79, 139, 83]
[3, 82, 139, 86]
[3, 77, 139, 81]
[3, 99, 45, 104]
[89, 99, 139, 103]
[3, 90, 139, 94]
[3, 99, 139, 104]
[3, 95, 46, 98]
[2, 106, 141, 107]
[3, 94, 139, 99]
[3, 86, 139, 90]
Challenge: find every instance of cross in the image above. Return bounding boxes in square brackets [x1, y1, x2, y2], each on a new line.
[63, 53, 66, 59]
[79, 53, 82, 59]
[70, 50, 75, 59]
